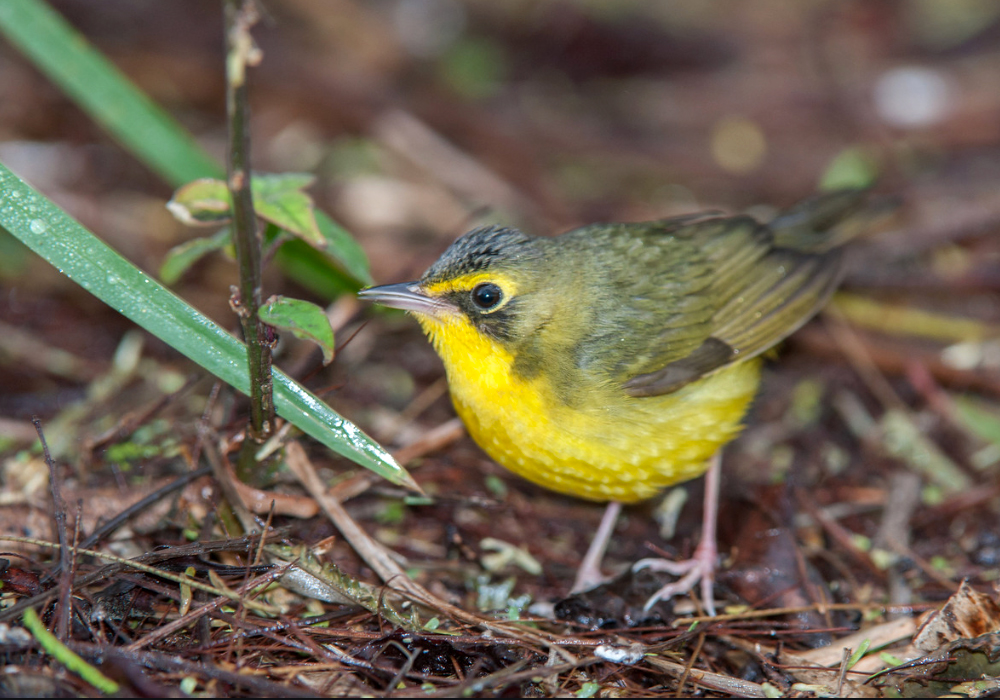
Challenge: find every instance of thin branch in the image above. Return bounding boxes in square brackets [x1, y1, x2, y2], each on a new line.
[223, 0, 274, 482]
[33, 417, 72, 641]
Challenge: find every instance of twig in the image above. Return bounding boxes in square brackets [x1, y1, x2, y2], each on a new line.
[224, 0, 274, 482]
[203, 437, 259, 535]
[191, 380, 223, 473]
[282, 442, 576, 652]
[792, 323, 1000, 397]
[672, 601, 922, 628]
[835, 646, 851, 697]
[378, 377, 450, 443]
[67, 641, 321, 698]
[391, 416, 465, 466]
[796, 488, 883, 578]
[373, 109, 544, 231]
[644, 654, 766, 697]
[848, 205, 1000, 261]
[678, 630, 707, 697]
[883, 539, 961, 594]
[33, 417, 72, 641]
[46, 466, 213, 581]
[0, 321, 100, 382]
[822, 312, 905, 411]
[0, 532, 285, 624]
[0, 535, 280, 614]
[873, 472, 922, 615]
[284, 442, 411, 588]
[124, 563, 288, 652]
[783, 616, 918, 669]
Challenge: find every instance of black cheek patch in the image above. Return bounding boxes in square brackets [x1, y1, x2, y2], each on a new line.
[477, 308, 516, 343]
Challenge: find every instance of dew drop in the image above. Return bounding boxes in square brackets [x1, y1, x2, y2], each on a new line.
[29, 219, 48, 234]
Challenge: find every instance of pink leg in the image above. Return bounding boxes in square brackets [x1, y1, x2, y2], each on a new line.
[570, 500, 622, 593]
[634, 452, 722, 616]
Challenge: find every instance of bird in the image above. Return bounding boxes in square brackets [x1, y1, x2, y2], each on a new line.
[359, 189, 867, 616]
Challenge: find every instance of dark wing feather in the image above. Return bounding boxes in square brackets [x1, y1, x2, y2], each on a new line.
[622, 337, 736, 397]
[618, 191, 863, 397]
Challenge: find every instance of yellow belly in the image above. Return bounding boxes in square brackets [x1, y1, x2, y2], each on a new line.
[419, 314, 761, 503]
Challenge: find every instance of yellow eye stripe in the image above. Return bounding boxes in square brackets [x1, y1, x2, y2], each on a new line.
[423, 272, 518, 300]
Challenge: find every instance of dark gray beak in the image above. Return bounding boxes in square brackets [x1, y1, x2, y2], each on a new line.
[357, 282, 455, 316]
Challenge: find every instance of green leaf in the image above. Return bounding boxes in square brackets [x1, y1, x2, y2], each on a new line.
[159, 228, 232, 285]
[761, 682, 783, 699]
[260, 295, 335, 365]
[846, 639, 871, 670]
[0, 162, 415, 489]
[170, 174, 326, 244]
[819, 146, 880, 191]
[316, 211, 372, 284]
[252, 173, 324, 247]
[168, 174, 366, 283]
[166, 179, 233, 226]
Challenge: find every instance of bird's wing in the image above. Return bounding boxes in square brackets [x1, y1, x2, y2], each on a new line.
[607, 191, 864, 397]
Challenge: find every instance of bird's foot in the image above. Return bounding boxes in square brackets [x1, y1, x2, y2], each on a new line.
[570, 558, 614, 594]
[570, 501, 622, 594]
[633, 535, 718, 616]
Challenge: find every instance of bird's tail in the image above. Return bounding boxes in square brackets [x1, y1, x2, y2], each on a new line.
[769, 188, 892, 253]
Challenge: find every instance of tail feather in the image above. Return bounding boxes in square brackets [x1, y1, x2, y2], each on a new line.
[769, 188, 882, 253]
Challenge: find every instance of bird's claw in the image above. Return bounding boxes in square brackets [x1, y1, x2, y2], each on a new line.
[634, 537, 718, 616]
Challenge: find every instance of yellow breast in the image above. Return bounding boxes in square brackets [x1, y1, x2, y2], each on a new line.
[416, 313, 761, 503]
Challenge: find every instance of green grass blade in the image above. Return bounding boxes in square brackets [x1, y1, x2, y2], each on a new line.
[22, 607, 120, 694]
[0, 163, 413, 488]
[0, 0, 222, 186]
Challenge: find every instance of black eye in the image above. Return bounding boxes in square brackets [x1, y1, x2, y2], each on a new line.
[471, 283, 503, 310]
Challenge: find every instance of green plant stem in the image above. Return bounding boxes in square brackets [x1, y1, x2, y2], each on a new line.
[224, 0, 274, 482]
[22, 607, 120, 694]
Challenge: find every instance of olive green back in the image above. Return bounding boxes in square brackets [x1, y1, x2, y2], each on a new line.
[530, 189, 866, 397]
